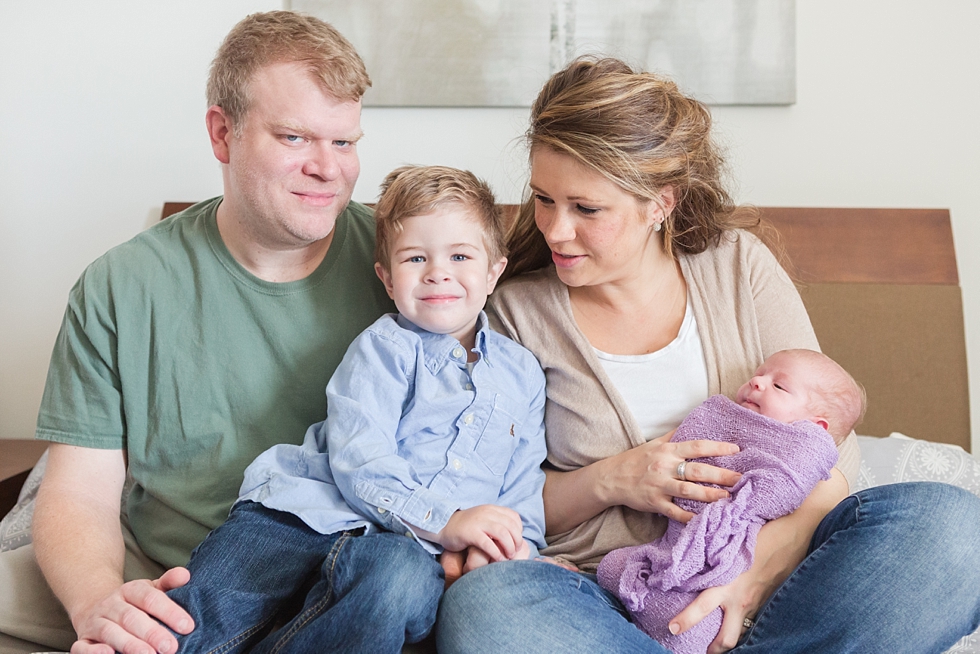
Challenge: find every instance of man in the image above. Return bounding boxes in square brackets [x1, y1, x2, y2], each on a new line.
[0, 11, 393, 654]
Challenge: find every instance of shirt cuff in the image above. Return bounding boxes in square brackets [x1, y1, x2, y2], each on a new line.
[354, 481, 459, 535]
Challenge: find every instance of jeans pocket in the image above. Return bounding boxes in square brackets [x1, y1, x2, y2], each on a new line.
[473, 393, 522, 476]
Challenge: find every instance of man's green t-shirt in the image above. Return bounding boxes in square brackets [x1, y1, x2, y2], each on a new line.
[35, 197, 394, 569]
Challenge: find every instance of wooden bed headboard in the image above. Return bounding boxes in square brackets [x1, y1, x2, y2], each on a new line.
[759, 208, 968, 452]
[161, 203, 970, 452]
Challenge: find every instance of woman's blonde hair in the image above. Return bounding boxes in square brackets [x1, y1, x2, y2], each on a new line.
[505, 56, 766, 280]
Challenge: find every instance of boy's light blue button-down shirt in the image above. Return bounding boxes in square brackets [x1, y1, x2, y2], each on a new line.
[239, 312, 547, 556]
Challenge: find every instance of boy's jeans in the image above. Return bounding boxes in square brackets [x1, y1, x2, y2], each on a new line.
[168, 501, 444, 654]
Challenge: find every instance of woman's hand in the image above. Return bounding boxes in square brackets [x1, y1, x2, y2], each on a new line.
[543, 431, 743, 534]
[599, 432, 742, 523]
[668, 563, 769, 654]
[668, 470, 849, 653]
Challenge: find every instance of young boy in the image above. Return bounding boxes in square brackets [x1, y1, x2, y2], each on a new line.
[166, 166, 547, 653]
[598, 349, 865, 654]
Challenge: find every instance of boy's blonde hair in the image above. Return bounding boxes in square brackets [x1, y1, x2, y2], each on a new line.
[785, 349, 867, 443]
[374, 166, 507, 270]
[207, 11, 370, 135]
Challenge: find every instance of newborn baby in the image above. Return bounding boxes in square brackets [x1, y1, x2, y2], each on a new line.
[598, 349, 865, 654]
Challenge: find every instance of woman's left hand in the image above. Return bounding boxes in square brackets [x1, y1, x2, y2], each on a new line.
[668, 470, 849, 653]
[668, 566, 769, 654]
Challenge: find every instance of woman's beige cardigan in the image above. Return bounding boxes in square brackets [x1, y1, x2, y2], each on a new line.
[488, 231, 860, 571]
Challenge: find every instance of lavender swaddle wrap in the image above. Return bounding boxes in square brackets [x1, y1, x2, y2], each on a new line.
[597, 395, 839, 654]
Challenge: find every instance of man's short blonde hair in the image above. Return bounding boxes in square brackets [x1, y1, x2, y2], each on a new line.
[207, 11, 370, 134]
[374, 166, 506, 271]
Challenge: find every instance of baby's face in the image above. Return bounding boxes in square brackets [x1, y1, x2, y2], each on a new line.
[735, 352, 821, 425]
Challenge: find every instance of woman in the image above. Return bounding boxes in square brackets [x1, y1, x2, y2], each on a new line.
[436, 57, 980, 653]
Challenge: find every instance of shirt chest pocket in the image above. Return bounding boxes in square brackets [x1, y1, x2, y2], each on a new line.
[473, 394, 523, 476]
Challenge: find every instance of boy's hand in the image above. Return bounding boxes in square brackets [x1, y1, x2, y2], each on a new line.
[436, 505, 523, 561]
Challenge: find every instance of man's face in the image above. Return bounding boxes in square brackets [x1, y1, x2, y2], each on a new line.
[221, 61, 363, 250]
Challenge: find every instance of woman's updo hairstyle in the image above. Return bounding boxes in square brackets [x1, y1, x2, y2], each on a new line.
[505, 56, 761, 280]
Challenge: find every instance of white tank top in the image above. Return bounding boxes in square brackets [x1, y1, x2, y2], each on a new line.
[594, 298, 709, 441]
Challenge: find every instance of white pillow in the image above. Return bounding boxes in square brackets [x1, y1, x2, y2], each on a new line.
[855, 433, 980, 497]
[0, 450, 46, 552]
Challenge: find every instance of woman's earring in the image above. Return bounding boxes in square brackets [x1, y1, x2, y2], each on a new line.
[654, 221, 663, 232]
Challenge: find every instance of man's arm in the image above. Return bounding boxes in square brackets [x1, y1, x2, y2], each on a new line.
[33, 443, 193, 654]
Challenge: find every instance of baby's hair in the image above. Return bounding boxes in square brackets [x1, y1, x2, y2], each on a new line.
[782, 349, 867, 442]
[374, 165, 506, 271]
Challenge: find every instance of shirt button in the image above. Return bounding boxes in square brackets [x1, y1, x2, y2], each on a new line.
[453, 346, 465, 359]
[463, 413, 474, 425]
[377, 507, 386, 514]
[465, 383, 473, 391]
[405, 531, 413, 538]
[453, 459, 462, 470]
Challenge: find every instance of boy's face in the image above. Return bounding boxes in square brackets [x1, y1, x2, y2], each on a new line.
[735, 351, 827, 428]
[375, 205, 507, 346]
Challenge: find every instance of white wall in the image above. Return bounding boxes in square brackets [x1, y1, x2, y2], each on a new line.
[2, 1, 978, 451]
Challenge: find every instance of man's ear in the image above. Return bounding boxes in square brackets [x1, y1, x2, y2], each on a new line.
[374, 262, 396, 300]
[486, 257, 508, 294]
[206, 105, 234, 165]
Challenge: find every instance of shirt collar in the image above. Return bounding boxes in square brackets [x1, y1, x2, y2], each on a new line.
[395, 312, 493, 373]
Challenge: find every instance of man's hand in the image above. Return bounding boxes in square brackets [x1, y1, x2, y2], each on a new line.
[435, 505, 523, 561]
[70, 568, 194, 654]
[34, 445, 196, 654]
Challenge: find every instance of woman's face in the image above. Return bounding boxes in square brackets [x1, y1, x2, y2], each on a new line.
[529, 147, 667, 289]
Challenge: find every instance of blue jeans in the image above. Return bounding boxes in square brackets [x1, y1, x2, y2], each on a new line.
[167, 501, 444, 654]
[438, 482, 980, 653]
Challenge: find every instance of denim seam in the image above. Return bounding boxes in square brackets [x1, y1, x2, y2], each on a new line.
[203, 618, 273, 654]
[267, 529, 351, 653]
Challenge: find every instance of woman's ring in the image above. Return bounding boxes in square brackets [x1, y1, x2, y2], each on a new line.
[676, 461, 687, 481]
[743, 617, 755, 630]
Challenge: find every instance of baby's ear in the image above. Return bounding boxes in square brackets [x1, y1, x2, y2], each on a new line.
[812, 417, 830, 432]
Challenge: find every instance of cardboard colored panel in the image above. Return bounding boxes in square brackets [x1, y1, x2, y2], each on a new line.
[801, 283, 970, 451]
